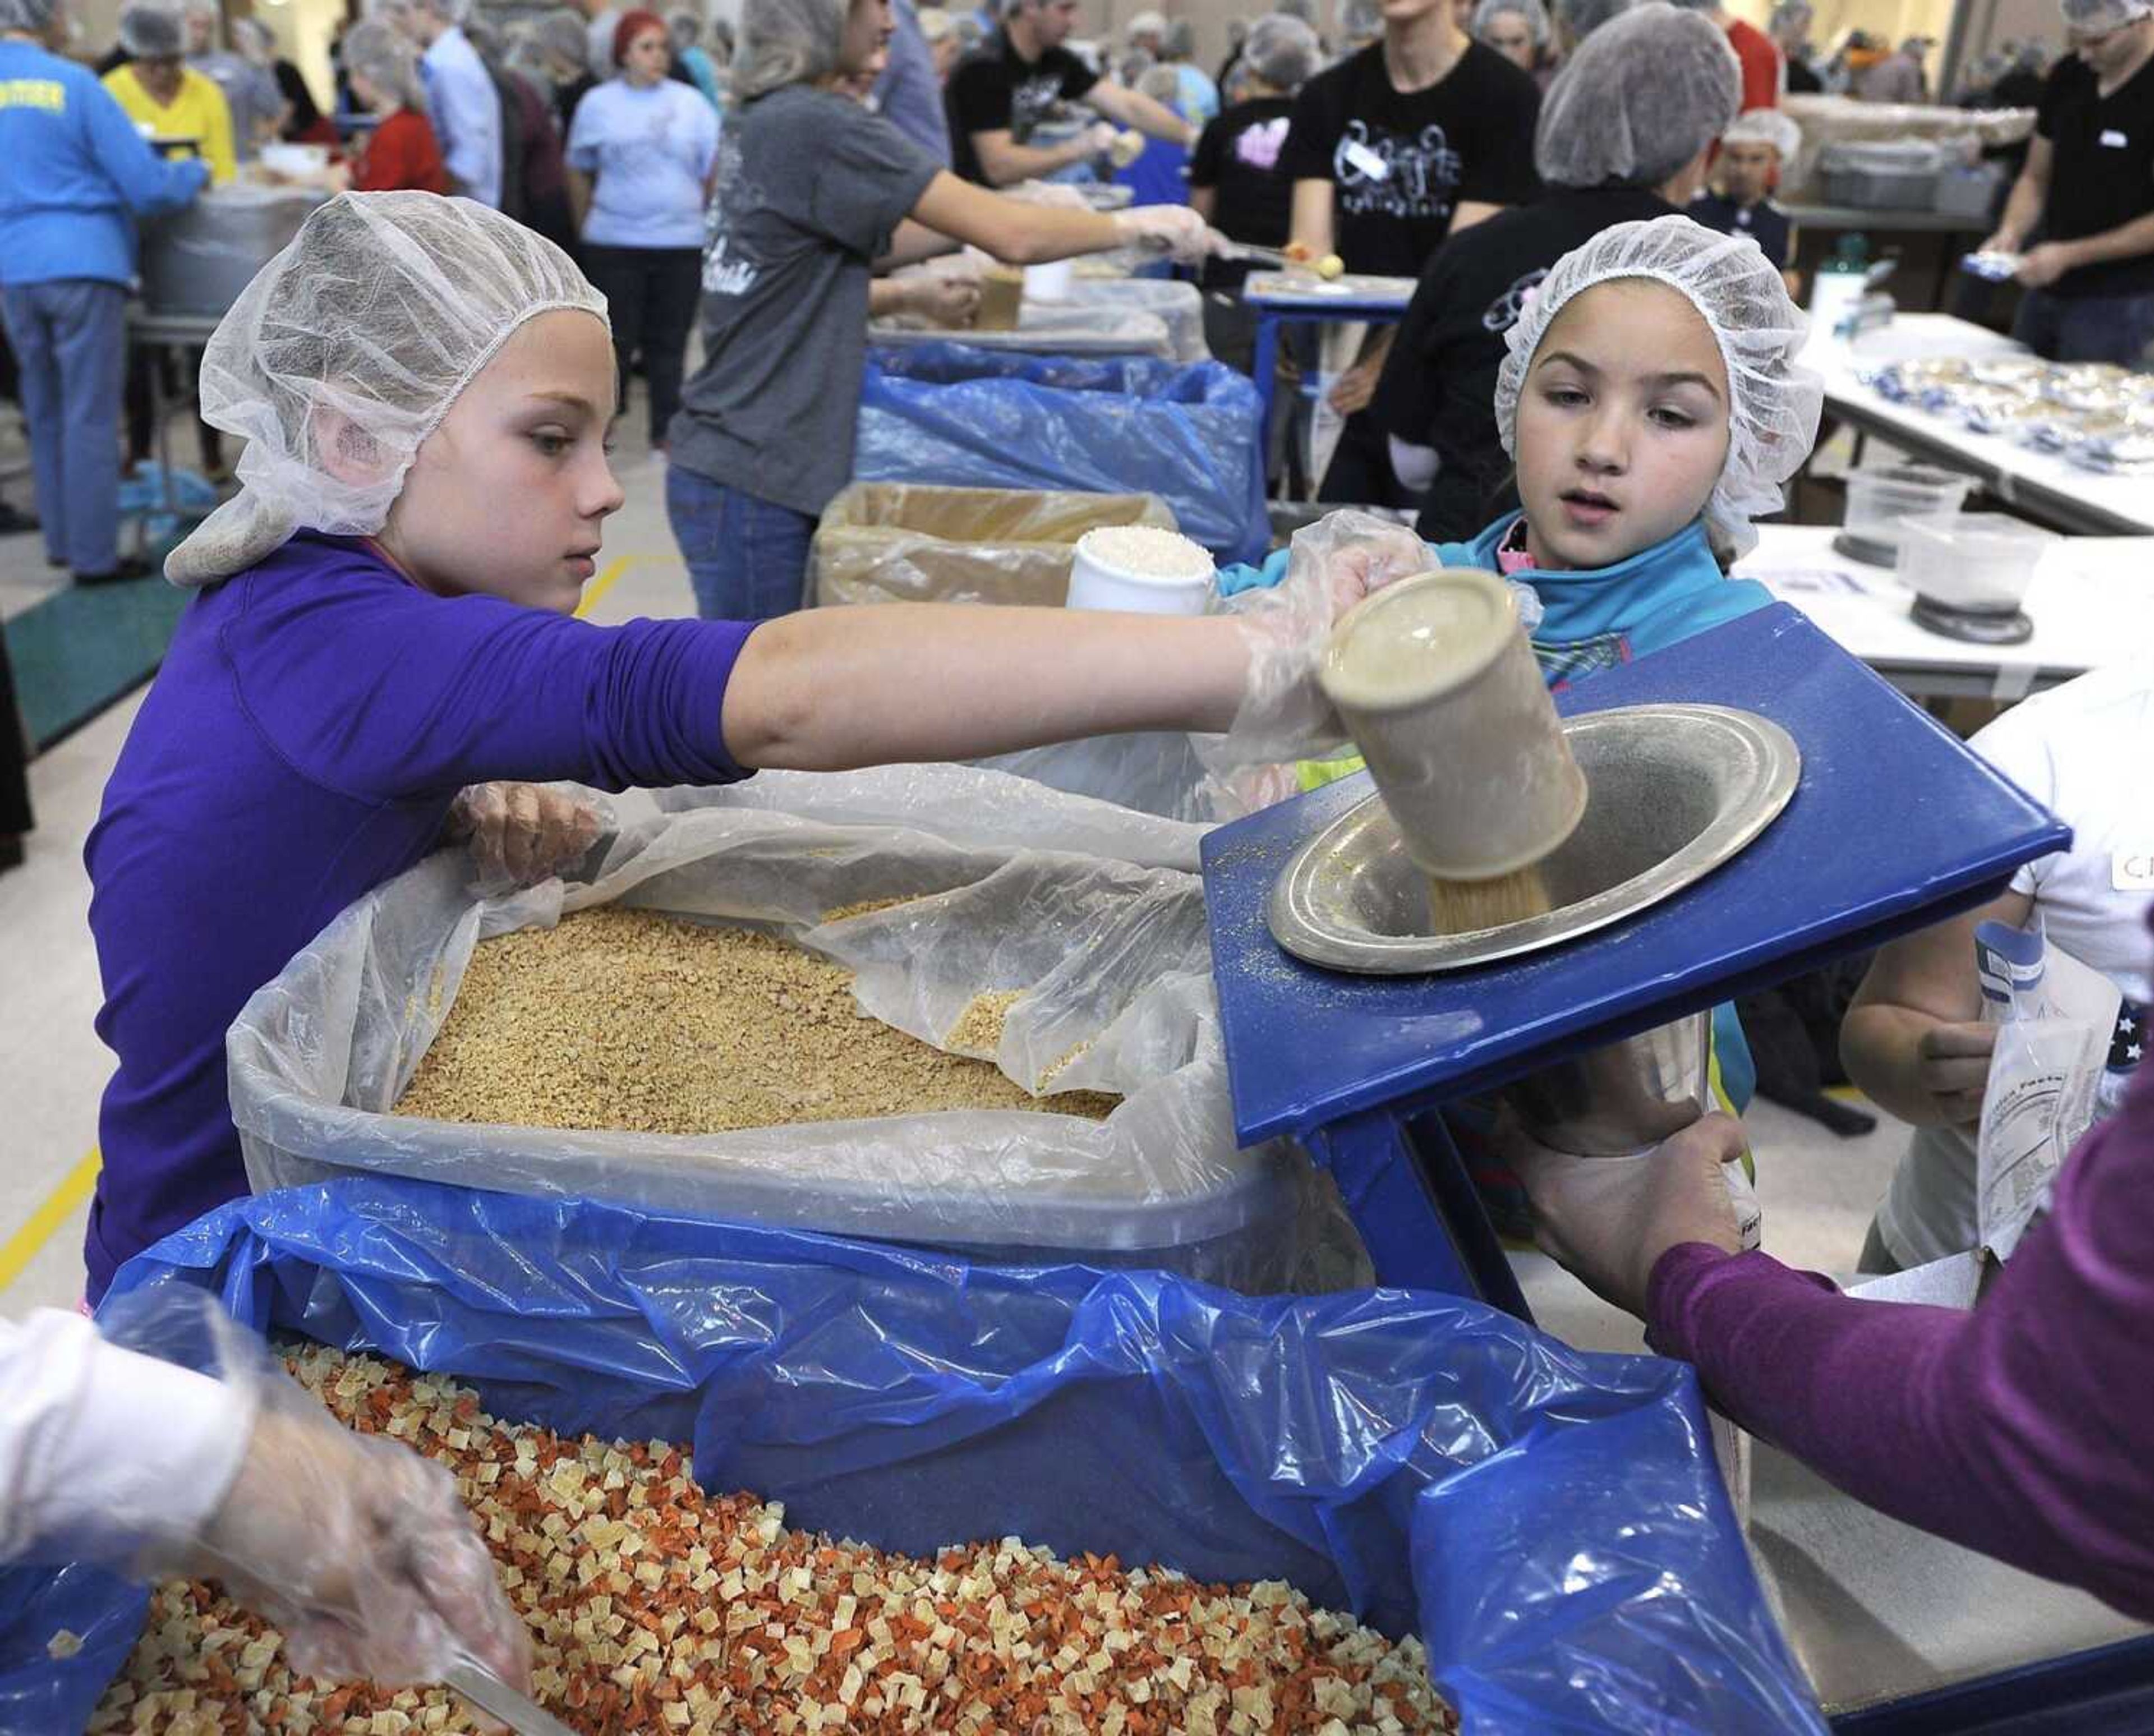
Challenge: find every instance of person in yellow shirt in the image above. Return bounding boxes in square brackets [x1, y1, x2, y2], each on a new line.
[102, 1, 235, 185]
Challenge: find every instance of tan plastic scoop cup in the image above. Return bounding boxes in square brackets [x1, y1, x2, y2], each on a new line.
[1317, 569, 1587, 886]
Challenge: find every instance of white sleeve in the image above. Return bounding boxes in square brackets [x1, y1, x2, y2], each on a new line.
[1968, 703, 2060, 900]
[0, 1310, 252, 1567]
[1387, 435, 1439, 494]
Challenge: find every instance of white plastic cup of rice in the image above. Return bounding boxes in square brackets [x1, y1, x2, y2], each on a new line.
[1066, 526, 1215, 615]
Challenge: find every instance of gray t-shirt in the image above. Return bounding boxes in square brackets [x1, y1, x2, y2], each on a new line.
[669, 85, 943, 517]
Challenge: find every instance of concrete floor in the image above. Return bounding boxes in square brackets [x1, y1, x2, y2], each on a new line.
[0, 398, 2139, 1715]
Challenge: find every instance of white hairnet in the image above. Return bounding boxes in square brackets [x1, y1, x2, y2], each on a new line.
[1553, 0, 1634, 39]
[1494, 215, 1824, 559]
[1163, 17, 1195, 55]
[1769, 0, 1810, 26]
[1534, 3, 1738, 188]
[0, 0, 57, 33]
[118, 1, 184, 57]
[917, 5, 955, 41]
[229, 14, 275, 61]
[1722, 107, 1799, 157]
[1245, 11, 1321, 85]
[1472, 0, 1551, 46]
[343, 17, 429, 108]
[1125, 8, 1166, 38]
[533, 6, 592, 67]
[734, 0, 846, 100]
[668, 7, 703, 47]
[165, 193, 608, 587]
[1136, 59, 1181, 102]
[2061, 0, 2152, 30]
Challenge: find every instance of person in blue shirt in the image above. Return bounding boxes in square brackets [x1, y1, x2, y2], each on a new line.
[1222, 214, 1824, 1143]
[81, 190, 1358, 1304]
[0, 0, 208, 585]
[379, 0, 503, 205]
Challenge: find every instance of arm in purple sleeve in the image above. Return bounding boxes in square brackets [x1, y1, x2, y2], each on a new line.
[1646, 1071, 2154, 1620]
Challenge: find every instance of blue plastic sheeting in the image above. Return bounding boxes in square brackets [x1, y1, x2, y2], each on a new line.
[856, 343, 1269, 567]
[0, 1566, 142, 1735]
[0, 1178, 1827, 1735]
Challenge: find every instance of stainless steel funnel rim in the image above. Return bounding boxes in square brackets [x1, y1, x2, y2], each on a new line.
[1266, 703, 1801, 976]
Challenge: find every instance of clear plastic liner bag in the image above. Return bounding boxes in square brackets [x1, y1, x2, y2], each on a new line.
[1973, 918, 2120, 1261]
[227, 786, 1364, 1292]
[809, 481, 1177, 608]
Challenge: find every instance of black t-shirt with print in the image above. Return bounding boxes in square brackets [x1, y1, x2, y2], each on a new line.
[1279, 40, 1541, 279]
[2035, 51, 2154, 298]
[1189, 94, 1296, 291]
[1371, 185, 1676, 542]
[946, 38, 1101, 183]
[1688, 192, 1793, 270]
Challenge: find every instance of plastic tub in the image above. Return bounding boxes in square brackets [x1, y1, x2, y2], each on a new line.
[1838, 463, 1973, 564]
[1066, 524, 1214, 614]
[1898, 512, 2056, 614]
[1819, 140, 1948, 210]
[137, 184, 327, 316]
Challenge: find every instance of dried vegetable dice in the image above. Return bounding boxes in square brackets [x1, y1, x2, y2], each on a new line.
[89, 1347, 1457, 1736]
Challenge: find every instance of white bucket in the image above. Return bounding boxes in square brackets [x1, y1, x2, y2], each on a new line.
[1066, 526, 1214, 615]
[1025, 259, 1075, 302]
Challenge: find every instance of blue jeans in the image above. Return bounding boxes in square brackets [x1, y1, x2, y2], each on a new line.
[2011, 284, 2154, 366]
[665, 464, 817, 622]
[1, 278, 126, 575]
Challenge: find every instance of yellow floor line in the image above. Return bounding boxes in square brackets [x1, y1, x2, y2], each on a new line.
[0, 1146, 100, 1296]
[575, 555, 635, 620]
[0, 559, 637, 1300]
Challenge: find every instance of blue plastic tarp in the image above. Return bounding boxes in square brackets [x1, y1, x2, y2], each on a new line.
[857, 343, 1269, 567]
[0, 1178, 1827, 1734]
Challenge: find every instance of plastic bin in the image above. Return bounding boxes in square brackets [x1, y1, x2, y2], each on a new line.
[809, 481, 1177, 608]
[1935, 163, 2005, 222]
[856, 343, 1269, 567]
[1898, 512, 2056, 614]
[0, 1176, 1829, 1735]
[1839, 462, 1972, 564]
[224, 790, 1364, 1293]
[137, 185, 327, 317]
[1819, 140, 1949, 210]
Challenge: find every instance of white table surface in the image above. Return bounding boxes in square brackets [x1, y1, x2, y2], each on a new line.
[1737, 523, 2154, 699]
[1804, 314, 2154, 537]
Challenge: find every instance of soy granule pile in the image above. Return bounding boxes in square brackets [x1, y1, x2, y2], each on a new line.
[1076, 526, 1213, 579]
[393, 906, 1115, 1135]
[91, 1348, 1456, 1736]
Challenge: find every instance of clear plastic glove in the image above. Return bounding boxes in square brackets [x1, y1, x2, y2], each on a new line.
[444, 781, 605, 893]
[1508, 1112, 1751, 1319]
[1004, 178, 1094, 210]
[1112, 204, 1219, 266]
[102, 1292, 533, 1694]
[1080, 119, 1121, 157]
[908, 274, 983, 328]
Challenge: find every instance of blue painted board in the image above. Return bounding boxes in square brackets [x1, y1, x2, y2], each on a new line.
[1203, 604, 2071, 1146]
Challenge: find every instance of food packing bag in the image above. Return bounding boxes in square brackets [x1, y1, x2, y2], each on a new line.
[0, 1176, 1829, 1735]
[1973, 918, 2120, 1261]
[809, 481, 1178, 609]
[226, 771, 1360, 1292]
[855, 343, 1269, 567]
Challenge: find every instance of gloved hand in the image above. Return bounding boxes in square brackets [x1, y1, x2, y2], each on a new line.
[444, 781, 605, 892]
[102, 1294, 533, 1694]
[1081, 119, 1121, 157]
[907, 273, 983, 328]
[1112, 204, 1219, 265]
[1508, 1112, 1752, 1319]
[1002, 178, 1094, 210]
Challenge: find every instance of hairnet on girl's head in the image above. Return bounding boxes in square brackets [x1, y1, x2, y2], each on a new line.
[118, 1, 184, 57]
[733, 0, 847, 99]
[1245, 11, 1321, 86]
[164, 193, 609, 587]
[1471, 0, 1551, 47]
[1534, 2, 1738, 188]
[1493, 215, 1824, 559]
[1721, 106, 1801, 159]
[342, 17, 429, 109]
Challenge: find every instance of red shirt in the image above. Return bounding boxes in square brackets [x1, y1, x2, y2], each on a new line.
[353, 106, 449, 195]
[1725, 16, 1783, 113]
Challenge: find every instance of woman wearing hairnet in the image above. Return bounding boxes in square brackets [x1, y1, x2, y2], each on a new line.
[1470, 0, 1555, 85]
[666, 0, 1212, 621]
[1373, 2, 1742, 541]
[1, 0, 206, 587]
[340, 19, 449, 193]
[1227, 213, 1823, 1181]
[80, 191, 1356, 1305]
[102, 1, 237, 185]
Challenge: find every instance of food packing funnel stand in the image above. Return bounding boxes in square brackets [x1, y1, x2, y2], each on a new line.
[1200, 604, 2069, 1317]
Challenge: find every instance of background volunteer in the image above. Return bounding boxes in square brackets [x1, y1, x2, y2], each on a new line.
[1373, 3, 1739, 542]
[380, 0, 504, 207]
[943, 0, 1195, 186]
[103, 0, 236, 185]
[1983, 0, 2154, 365]
[340, 19, 450, 194]
[1, 0, 206, 587]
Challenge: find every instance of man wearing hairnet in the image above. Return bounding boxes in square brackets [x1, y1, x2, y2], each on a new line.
[1982, 0, 2154, 363]
[1370, 1, 1739, 540]
[1688, 106, 1799, 282]
[1, 0, 206, 585]
[943, 0, 1195, 186]
[378, 0, 504, 207]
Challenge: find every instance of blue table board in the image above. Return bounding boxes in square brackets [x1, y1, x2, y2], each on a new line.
[1245, 275, 1415, 489]
[1202, 604, 2069, 1301]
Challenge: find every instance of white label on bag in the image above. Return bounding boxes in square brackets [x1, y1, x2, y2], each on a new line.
[2100, 128, 2130, 147]
[2115, 849, 2154, 890]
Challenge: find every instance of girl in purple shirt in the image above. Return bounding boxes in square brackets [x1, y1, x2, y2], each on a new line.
[80, 191, 1336, 1302]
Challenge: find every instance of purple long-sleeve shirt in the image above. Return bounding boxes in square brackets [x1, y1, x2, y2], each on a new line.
[1649, 966, 2154, 1620]
[84, 535, 756, 1301]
